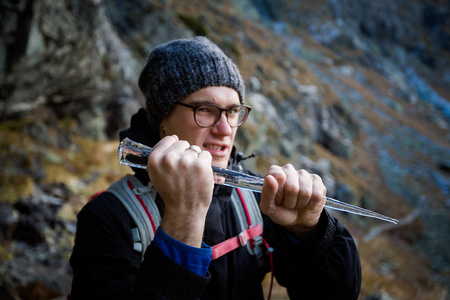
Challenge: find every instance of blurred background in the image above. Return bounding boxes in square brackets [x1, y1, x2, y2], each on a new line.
[0, 0, 449, 299]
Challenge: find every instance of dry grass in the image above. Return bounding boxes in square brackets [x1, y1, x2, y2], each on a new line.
[0, 119, 129, 205]
[359, 235, 448, 300]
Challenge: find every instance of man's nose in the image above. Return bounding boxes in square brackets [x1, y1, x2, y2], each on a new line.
[212, 112, 233, 135]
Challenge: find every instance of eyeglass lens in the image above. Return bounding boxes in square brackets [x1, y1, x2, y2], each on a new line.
[195, 105, 248, 127]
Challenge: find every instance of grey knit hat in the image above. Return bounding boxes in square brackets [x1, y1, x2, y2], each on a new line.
[138, 36, 245, 130]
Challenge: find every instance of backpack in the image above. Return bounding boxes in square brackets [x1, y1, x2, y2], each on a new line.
[107, 174, 267, 264]
[81, 174, 274, 300]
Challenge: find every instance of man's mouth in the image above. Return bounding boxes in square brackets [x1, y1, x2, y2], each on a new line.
[205, 144, 224, 151]
[204, 143, 230, 168]
[204, 144, 226, 152]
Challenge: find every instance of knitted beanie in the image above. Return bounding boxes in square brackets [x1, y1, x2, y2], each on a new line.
[138, 36, 245, 131]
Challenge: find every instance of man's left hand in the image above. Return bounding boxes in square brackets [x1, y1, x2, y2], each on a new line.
[259, 164, 326, 239]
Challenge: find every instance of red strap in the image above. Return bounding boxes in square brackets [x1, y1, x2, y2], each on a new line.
[126, 180, 157, 234]
[262, 238, 274, 300]
[88, 190, 106, 202]
[236, 188, 252, 226]
[211, 223, 263, 260]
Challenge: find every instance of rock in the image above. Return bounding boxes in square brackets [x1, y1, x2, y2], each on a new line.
[11, 217, 45, 246]
[15, 280, 64, 300]
[0, 183, 75, 297]
[438, 159, 450, 173]
[0, 204, 19, 244]
[0, 273, 18, 300]
[336, 183, 360, 207]
[248, 76, 262, 92]
[363, 291, 397, 300]
[317, 106, 356, 159]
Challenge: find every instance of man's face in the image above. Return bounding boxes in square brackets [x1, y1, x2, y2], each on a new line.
[160, 86, 240, 169]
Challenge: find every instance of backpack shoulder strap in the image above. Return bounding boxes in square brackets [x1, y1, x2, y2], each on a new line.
[231, 187, 263, 230]
[107, 174, 161, 261]
[107, 176, 266, 262]
[230, 165, 263, 229]
[234, 188, 268, 267]
[211, 187, 265, 261]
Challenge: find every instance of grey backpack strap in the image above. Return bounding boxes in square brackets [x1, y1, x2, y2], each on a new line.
[236, 188, 263, 226]
[107, 175, 161, 261]
[230, 188, 265, 264]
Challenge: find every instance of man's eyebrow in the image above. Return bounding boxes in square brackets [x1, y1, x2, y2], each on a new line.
[187, 99, 214, 105]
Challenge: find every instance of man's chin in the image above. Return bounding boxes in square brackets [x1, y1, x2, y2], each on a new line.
[211, 159, 228, 169]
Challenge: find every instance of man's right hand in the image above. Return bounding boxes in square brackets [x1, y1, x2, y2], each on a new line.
[146, 135, 214, 248]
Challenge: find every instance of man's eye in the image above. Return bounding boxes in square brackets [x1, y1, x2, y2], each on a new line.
[229, 108, 240, 114]
[198, 106, 216, 114]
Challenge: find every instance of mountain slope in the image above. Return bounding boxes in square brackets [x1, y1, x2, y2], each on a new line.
[0, 0, 449, 298]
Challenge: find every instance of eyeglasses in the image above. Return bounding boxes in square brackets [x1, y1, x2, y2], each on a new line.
[175, 102, 252, 127]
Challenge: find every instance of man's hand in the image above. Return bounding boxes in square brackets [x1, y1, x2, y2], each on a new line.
[259, 164, 326, 240]
[147, 135, 214, 247]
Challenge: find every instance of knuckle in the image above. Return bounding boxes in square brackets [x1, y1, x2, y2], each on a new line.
[299, 189, 312, 200]
[178, 157, 191, 170]
[298, 184, 313, 199]
[147, 153, 158, 166]
[179, 140, 190, 148]
[147, 153, 161, 170]
[193, 160, 205, 171]
[162, 151, 177, 166]
[268, 165, 282, 173]
[201, 150, 212, 159]
[298, 169, 309, 177]
[311, 188, 323, 199]
[282, 164, 295, 171]
[311, 173, 323, 182]
[284, 181, 298, 195]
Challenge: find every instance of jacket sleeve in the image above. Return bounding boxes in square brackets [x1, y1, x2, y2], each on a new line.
[69, 192, 210, 300]
[263, 209, 361, 300]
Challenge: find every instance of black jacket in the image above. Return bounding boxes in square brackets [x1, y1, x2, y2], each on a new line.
[70, 109, 361, 299]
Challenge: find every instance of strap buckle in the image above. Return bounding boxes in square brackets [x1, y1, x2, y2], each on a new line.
[238, 232, 248, 246]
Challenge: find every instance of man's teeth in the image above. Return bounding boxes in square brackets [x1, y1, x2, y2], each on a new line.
[206, 145, 224, 151]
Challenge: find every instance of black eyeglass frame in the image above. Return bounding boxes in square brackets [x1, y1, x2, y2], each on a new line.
[175, 102, 252, 128]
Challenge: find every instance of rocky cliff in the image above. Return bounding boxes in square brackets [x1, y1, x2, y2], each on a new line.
[0, 0, 449, 299]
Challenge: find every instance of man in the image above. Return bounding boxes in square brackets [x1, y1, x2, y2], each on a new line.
[70, 36, 361, 299]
